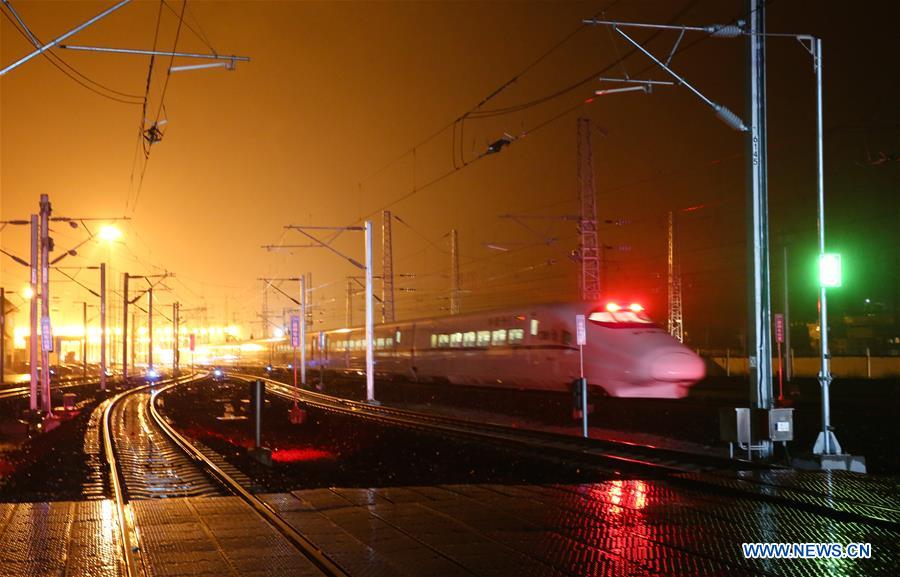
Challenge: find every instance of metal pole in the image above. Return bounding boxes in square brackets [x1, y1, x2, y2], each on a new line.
[82, 301, 88, 379]
[300, 276, 307, 386]
[254, 379, 263, 449]
[365, 221, 375, 402]
[783, 244, 792, 381]
[346, 278, 352, 326]
[450, 229, 460, 314]
[579, 345, 588, 438]
[0, 0, 132, 76]
[812, 37, 840, 456]
[148, 286, 153, 370]
[29, 215, 38, 411]
[0, 287, 4, 386]
[100, 263, 107, 391]
[122, 272, 128, 380]
[39, 194, 52, 415]
[172, 302, 178, 377]
[747, 0, 773, 457]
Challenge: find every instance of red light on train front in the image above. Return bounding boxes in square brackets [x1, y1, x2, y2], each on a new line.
[606, 303, 621, 312]
[628, 303, 643, 312]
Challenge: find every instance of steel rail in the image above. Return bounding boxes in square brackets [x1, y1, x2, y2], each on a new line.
[230, 371, 753, 474]
[150, 379, 350, 577]
[232, 373, 900, 532]
[103, 373, 201, 577]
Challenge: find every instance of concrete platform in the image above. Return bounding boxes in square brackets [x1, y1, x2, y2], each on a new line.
[1, 474, 898, 576]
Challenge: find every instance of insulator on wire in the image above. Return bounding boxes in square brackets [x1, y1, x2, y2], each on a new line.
[705, 24, 744, 38]
[713, 104, 748, 132]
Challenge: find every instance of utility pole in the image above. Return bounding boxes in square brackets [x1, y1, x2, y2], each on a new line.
[783, 245, 791, 382]
[172, 302, 179, 376]
[746, 0, 774, 448]
[449, 229, 460, 315]
[577, 118, 601, 302]
[39, 194, 52, 414]
[299, 277, 306, 385]
[131, 311, 136, 371]
[667, 211, 684, 342]
[0, 287, 4, 386]
[100, 263, 107, 391]
[364, 221, 374, 401]
[148, 286, 153, 369]
[122, 272, 129, 380]
[29, 214, 38, 411]
[283, 222, 375, 401]
[382, 210, 395, 323]
[262, 282, 269, 338]
[82, 301, 88, 378]
[346, 278, 353, 326]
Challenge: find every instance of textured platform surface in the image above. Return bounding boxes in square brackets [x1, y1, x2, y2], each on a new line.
[1, 473, 897, 576]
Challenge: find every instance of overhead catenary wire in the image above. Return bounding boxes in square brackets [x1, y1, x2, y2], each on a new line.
[0, 2, 143, 104]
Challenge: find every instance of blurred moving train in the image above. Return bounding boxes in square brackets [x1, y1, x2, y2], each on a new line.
[207, 302, 705, 398]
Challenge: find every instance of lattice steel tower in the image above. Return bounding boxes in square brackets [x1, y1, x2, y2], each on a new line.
[667, 211, 684, 342]
[382, 210, 395, 323]
[577, 118, 601, 302]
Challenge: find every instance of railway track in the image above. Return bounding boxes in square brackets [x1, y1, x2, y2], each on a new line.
[230, 372, 900, 532]
[100, 374, 349, 577]
[232, 372, 760, 475]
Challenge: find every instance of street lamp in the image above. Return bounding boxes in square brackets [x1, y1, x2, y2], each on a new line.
[97, 224, 122, 243]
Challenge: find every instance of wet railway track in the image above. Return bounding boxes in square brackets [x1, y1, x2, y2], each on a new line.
[233, 372, 760, 475]
[99, 375, 349, 577]
[231, 372, 900, 532]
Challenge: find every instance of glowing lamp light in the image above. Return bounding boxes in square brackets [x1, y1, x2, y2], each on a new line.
[22, 285, 35, 299]
[628, 303, 644, 312]
[605, 303, 621, 312]
[819, 253, 842, 288]
[97, 224, 122, 242]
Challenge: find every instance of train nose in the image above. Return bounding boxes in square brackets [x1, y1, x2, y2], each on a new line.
[650, 352, 706, 382]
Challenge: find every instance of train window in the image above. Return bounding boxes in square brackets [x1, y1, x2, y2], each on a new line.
[450, 333, 463, 348]
[463, 331, 476, 347]
[385, 337, 393, 348]
[438, 334, 450, 348]
[561, 331, 572, 346]
[431, 334, 437, 348]
[491, 329, 507, 345]
[395, 330, 401, 343]
[530, 319, 539, 336]
[508, 328, 525, 344]
[477, 330, 491, 347]
[376, 338, 385, 349]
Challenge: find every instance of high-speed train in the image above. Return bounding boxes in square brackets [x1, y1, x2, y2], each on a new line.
[212, 302, 705, 398]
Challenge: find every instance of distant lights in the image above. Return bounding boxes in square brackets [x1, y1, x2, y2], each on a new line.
[22, 285, 35, 299]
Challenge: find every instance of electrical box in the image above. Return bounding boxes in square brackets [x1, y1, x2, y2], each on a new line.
[720, 407, 794, 443]
[768, 408, 794, 442]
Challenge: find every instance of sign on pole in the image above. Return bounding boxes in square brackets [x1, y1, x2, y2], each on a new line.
[290, 315, 300, 348]
[774, 313, 784, 344]
[575, 314, 586, 346]
[41, 317, 53, 352]
[189, 333, 195, 352]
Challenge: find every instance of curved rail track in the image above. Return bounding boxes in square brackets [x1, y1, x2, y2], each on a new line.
[100, 374, 349, 577]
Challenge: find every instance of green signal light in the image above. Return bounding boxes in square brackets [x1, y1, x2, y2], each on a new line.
[819, 253, 842, 288]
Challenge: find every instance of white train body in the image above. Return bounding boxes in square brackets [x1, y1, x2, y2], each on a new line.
[225, 302, 705, 399]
